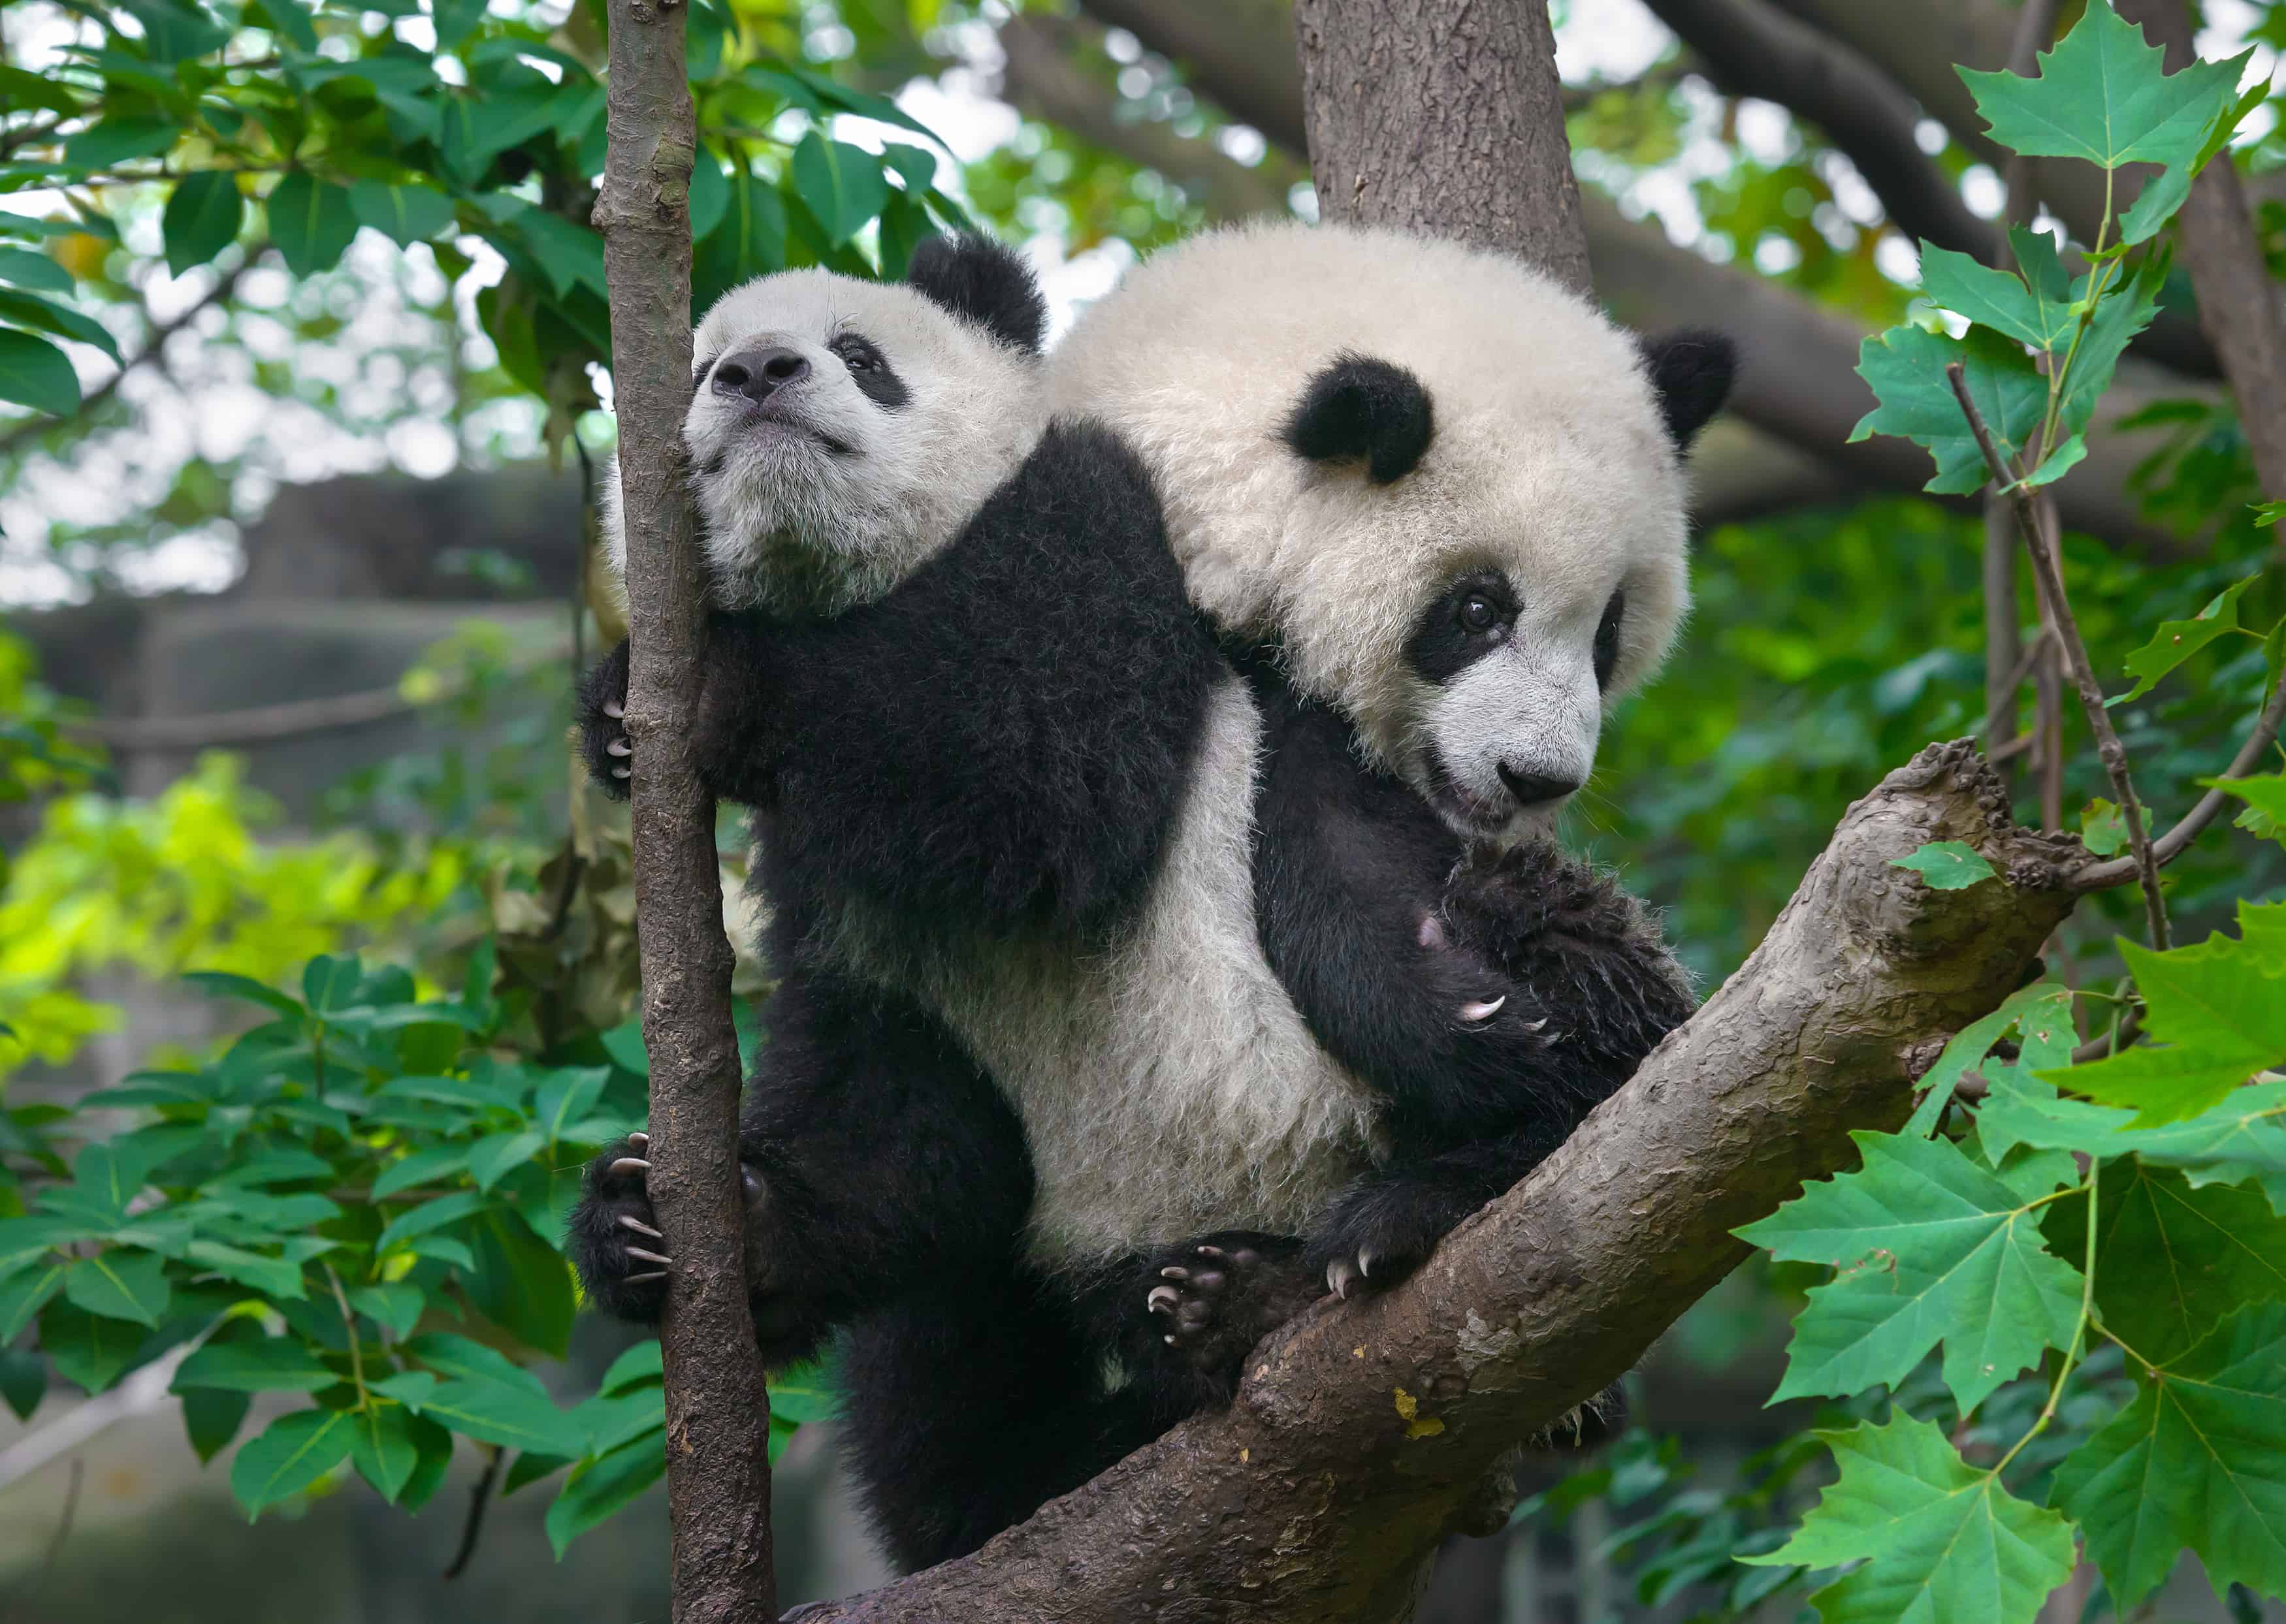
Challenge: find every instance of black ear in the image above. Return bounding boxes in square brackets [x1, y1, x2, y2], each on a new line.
[1640, 330, 1735, 452]
[905, 234, 1047, 354]
[1279, 352, 1434, 485]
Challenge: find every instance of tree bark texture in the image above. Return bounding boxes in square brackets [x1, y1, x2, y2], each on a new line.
[787, 743, 2084, 1624]
[594, 1, 777, 1618]
[2114, 0, 2286, 508]
[1291, 0, 1592, 295]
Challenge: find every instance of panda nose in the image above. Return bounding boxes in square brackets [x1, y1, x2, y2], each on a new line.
[1497, 765, 1583, 806]
[713, 347, 810, 403]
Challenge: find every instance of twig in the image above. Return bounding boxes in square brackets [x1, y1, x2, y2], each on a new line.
[1984, 625, 2052, 759]
[15, 1457, 83, 1613]
[1947, 361, 2170, 949]
[442, 1445, 504, 1580]
[2074, 665, 2286, 890]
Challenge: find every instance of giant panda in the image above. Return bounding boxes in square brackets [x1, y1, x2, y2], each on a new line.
[570, 223, 1731, 1572]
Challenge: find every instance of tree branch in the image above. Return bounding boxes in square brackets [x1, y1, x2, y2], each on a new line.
[787, 743, 2081, 1624]
[1292, 0, 1590, 291]
[594, 0, 775, 1617]
[1641, 0, 2001, 261]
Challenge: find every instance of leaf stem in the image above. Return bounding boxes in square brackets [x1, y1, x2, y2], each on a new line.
[1947, 361, 2171, 950]
[1991, 1158, 2097, 1479]
[325, 1260, 368, 1409]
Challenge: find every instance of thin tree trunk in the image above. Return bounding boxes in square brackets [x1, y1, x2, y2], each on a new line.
[1291, 0, 1591, 294]
[594, 0, 777, 1617]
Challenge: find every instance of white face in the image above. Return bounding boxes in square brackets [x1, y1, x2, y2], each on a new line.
[604, 267, 1044, 617]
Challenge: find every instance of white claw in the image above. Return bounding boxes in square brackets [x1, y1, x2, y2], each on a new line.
[1147, 1286, 1180, 1316]
[626, 1271, 666, 1284]
[1459, 996, 1507, 1023]
[609, 1156, 651, 1177]
[1522, 1017, 1548, 1032]
[1417, 913, 1446, 950]
[603, 699, 624, 719]
[628, 1132, 649, 1150]
[1358, 1250, 1376, 1278]
[618, 1215, 664, 1239]
[1327, 1258, 1361, 1300]
[626, 1247, 673, 1266]
[1165, 1333, 1177, 1345]
[612, 765, 630, 779]
[607, 739, 631, 757]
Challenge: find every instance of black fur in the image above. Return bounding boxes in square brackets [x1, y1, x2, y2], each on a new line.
[1404, 568, 1518, 684]
[1279, 351, 1435, 484]
[905, 234, 1048, 355]
[1640, 329, 1737, 451]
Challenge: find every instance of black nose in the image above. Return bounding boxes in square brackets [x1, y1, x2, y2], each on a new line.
[713, 346, 810, 402]
[1497, 765, 1583, 806]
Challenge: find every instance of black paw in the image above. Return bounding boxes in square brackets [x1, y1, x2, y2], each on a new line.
[1306, 1179, 1477, 1300]
[577, 640, 632, 800]
[1142, 1233, 1319, 1379]
[569, 1132, 673, 1322]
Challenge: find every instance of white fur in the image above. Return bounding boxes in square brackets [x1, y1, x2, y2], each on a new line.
[822, 676, 1387, 1274]
[1047, 219, 1696, 840]
[602, 268, 1044, 616]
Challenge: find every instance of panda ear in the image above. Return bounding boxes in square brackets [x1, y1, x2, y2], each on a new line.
[1640, 329, 1736, 452]
[905, 234, 1047, 354]
[1280, 353, 1435, 485]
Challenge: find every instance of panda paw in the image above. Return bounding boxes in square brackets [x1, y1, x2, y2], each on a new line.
[1306, 1178, 1478, 1300]
[577, 641, 633, 800]
[1142, 1232, 1319, 1378]
[568, 1133, 673, 1321]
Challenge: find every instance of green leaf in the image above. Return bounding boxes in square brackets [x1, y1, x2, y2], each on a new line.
[534, 1068, 608, 1143]
[347, 180, 455, 248]
[790, 131, 887, 248]
[2080, 799, 2129, 857]
[433, 0, 489, 48]
[509, 210, 606, 300]
[1958, 3, 2249, 173]
[372, 1143, 472, 1199]
[0, 65, 83, 117]
[1852, 325, 2047, 496]
[421, 1376, 586, 1456]
[2206, 772, 2286, 848]
[465, 1208, 573, 1356]
[62, 118, 177, 170]
[182, 1385, 251, 1463]
[466, 1128, 545, 1192]
[161, 172, 243, 277]
[1910, 985, 2074, 1138]
[2120, 76, 2268, 245]
[768, 1363, 837, 1425]
[267, 174, 359, 279]
[1739, 1130, 2084, 1414]
[40, 1299, 144, 1393]
[2017, 432, 2085, 489]
[231, 1407, 354, 1519]
[689, 154, 731, 244]
[184, 1239, 308, 1299]
[172, 1335, 339, 1393]
[574, 1386, 663, 1457]
[2047, 1162, 2286, 1364]
[0, 328, 80, 416]
[347, 1281, 426, 1339]
[600, 1019, 649, 1076]
[0, 244, 74, 296]
[1890, 840, 1997, 890]
[183, 970, 303, 1020]
[1986, 1075, 2286, 1213]
[0, 287, 120, 364]
[2119, 575, 2257, 702]
[1743, 1413, 2074, 1623]
[348, 1401, 423, 1502]
[404, 1331, 547, 1393]
[63, 1250, 170, 1328]
[247, 0, 318, 51]
[0, 1348, 45, 1422]
[546, 1434, 666, 1556]
[2052, 932, 2286, 1123]
[2055, 1303, 2286, 1607]
[0, 1261, 63, 1342]
[376, 1188, 486, 1254]
[694, 169, 788, 308]
[1917, 245, 2072, 351]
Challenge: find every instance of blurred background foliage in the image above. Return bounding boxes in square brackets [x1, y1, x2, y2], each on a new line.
[1, 0, 2283, 1618]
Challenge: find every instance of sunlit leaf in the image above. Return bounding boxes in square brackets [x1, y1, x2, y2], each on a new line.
[1890, 841, 1996, 890]
[231, 1407, 353, 1518]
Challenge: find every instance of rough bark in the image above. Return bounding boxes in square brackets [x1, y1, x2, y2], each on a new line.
[594, 0, 775, 1617]
[1641, 0, 2001, 262]
[787, 743, 2084, 1624]
[1291, 0, 1590, 293]
[2114, 0, 2286, 509]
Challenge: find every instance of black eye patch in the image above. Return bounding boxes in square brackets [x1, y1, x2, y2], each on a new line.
[692, 355, 716, 388]
[1406, 569, 1517, 683]
[1594, 590, 1626, 690]
[829, 332, 910, 411]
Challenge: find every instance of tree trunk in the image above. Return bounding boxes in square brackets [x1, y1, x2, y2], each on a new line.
[1291, 0, 1591, 293]
[594, 0, 777, 1617]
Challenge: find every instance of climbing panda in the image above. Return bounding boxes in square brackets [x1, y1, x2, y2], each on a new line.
[570, 224, 1731, 1572]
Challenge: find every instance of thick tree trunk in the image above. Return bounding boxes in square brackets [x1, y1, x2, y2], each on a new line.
[594, 0, 777, 1617]
[1291, 0, 1591, 294]
[786, 744, 2083, 1624]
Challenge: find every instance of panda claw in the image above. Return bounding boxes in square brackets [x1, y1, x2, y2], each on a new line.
[609, 1156, 650, 1177]
[741, 1165, 764, 1203]
[1522, 1017, 1549, 1033]
[1417, 912, 1447, 949]
[625, 1271, 666, 1285]
[1193, 1245, 1227, 1261]
[628, 1132, 649, 1150]
[1160, 1266, 1189, 1282]
[1358, 1250, 1376, 1279]
[1459, 996, 1506, 1024]
[607, 739, 631, 757]
[603, 699, 624, 720]
[617, 1215, 665, 1240]
[612, 765, 630, 780]
[1327, 1257, 1362, 1300]
[1147, 1286, 1179, 1316]
[626, 1247, 673, 1266]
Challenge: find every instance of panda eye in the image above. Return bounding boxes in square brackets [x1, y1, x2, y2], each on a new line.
[1458, 594, 1500, 635]
[1594, 590, 1627, 688]
[831, 335, 878, 372]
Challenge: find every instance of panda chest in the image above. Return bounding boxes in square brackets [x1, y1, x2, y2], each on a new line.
[911, 677, 1385, 1270]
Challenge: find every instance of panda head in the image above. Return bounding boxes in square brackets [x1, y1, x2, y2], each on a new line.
[1046, 220, 1735, 844]
[605, 234, 1049, 617]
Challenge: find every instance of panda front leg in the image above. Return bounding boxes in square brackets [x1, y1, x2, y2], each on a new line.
[575, 616, 786, 808]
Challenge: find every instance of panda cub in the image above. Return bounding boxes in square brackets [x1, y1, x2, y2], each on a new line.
[572, 227, 1726, 1572]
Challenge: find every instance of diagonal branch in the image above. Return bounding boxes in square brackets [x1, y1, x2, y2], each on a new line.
[787, 743, 2081, 1623]
[1640, 0, 2001, 261]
